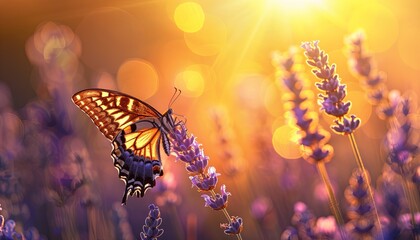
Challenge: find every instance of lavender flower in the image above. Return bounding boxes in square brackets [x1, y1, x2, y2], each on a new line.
[140, 204, 164, 240]
[202, 185, 230, 210]
[301, 40, 361, 134]
[190, 166, 220, 191]
[331, 115, 361, 135]
[220, 216, 243, 235]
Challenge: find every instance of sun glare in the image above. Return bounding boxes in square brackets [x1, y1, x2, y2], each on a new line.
[267, 0, 324, 11]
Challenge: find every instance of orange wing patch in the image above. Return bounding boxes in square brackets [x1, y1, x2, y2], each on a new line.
[119, 128, 161, 160]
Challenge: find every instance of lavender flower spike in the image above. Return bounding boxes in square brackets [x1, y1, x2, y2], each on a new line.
[202, 184, 230, 210]
[302, 40, 361, 134]
[140, 204, 164, 240]
[170, 123, 243, 239]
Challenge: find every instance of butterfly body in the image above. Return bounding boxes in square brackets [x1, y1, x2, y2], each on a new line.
[72, 89, 175, 204]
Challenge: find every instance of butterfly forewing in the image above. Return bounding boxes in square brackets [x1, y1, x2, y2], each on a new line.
[72, 89, 161, 140]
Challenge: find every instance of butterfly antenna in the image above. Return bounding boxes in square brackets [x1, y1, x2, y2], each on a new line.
[168, 87, 182, 108]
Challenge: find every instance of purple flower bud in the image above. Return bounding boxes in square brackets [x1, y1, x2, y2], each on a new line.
[331, 115, 361, 135]
[201, 185, 230, 210]
[220, 216, 243, 235]
[190, 167, 220, 191]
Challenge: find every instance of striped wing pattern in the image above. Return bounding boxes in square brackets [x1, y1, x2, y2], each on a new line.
[72, 89, 167, 204]
[72, 89, 161, 140]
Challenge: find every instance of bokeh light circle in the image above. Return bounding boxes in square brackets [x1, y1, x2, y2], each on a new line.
[174, 64, 211, 98]
[174, 2, 205, 33]
[184, 15, 227, 56]
[348, 3, 398, 53]
[272, 125, 302, 159]
[117, 59, 159, 100]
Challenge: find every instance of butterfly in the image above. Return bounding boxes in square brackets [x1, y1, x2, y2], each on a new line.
[72, 88, 179, 204]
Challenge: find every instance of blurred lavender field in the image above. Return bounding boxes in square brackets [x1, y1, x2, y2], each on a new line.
[1, 1, 420, 239]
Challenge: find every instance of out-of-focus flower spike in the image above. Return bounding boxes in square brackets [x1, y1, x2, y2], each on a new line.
[140, 204, 164, 240]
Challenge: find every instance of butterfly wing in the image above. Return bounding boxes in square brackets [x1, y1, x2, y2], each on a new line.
[72, 89, 171, 204]
[72, 88, 162, 140]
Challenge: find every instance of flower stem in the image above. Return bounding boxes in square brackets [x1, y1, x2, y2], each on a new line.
[210, 190, 243, 240]
[347, 133, 384, 240]
[316, 162, 347, 240]
[400, 167, 420, 240]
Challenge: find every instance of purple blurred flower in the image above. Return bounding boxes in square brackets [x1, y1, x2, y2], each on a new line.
[346, 31, 388, 105]
[345, 169, 376, 238]
[0, 219, 24, 240]
[201, 185, 230, 210]
[315, 216, 338, 239]
[290, 202, 317, 239]
[220, 216, 243, 235]
[251, 197, 272, 220]
[386, 95, 418, 175]
[140, 204, 164, 240]
[24, 227, 46, 240]
[398, 212, 420, 233]
[280, 227, 299, 240]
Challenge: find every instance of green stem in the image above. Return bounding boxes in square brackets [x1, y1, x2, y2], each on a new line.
[400, 167, 420, 240]
[316, 162, 347, 240]
[210, 190, 243, 240]
[348, 133, 384, 240]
